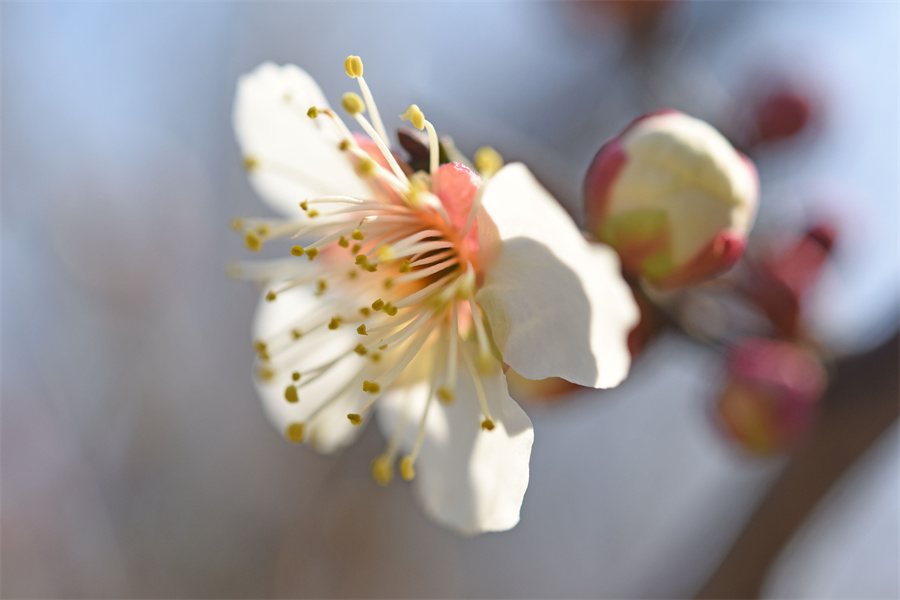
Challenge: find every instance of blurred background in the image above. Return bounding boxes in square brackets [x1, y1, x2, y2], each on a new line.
[2, 2, 897, 598]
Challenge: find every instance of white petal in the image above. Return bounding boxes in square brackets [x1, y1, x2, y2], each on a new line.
[476, 163, 639, 388]
[377, 359, 533, 535]
[253, 282, 372, 453]
[233, 63, 373, 217]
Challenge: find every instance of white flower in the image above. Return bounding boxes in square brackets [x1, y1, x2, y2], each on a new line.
[231, 58, 639, 535]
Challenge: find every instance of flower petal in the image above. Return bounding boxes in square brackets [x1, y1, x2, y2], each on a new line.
[233, 62, 373, 217]
[252, 282, 372, 453]
[476, 163, 639, 389]
[377, 358, 533, 535]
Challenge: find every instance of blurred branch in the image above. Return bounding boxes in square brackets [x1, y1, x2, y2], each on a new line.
[696, 330, 900, 599]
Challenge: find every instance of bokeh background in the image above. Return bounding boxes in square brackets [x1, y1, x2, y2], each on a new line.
[3, 2, 898, 598]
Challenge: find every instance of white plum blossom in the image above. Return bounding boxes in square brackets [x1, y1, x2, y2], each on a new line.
[231, 57, 639, 535]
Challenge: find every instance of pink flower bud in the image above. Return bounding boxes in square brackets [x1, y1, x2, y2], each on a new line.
[585, 110, 759, 289]
[715, 338, 827, 455]
[744, 222, 837, 336]
[754, 89, 813, 144]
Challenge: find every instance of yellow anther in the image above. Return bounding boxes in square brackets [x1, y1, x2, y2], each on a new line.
[399, 456, 416, 481]
[376, 244, 396, 261]
[291, 371, 301, 382]
[378, 344, 388, 350]
[347, 413, 363, 426]
[306, 106, 318, 118]
[256, 224, 269, 235]
[291, 328, 302, 340]
[306, 248, 319, 261]
[338, 236, 350, 248]
[400, 104, 426, 130]
[328, 317, 341, 330]
[351, 229, 365, 241]
[365, 263, 378, 272]
[307, 209, 320, 218]
[338, 139, 352, 151]
[370, 352, 382, 363]
[354, 344, 368, 356]
[253, 341, 270, 361]
[344, 55, 364, 78]
[357, 324, 368, 336]
[352, 243, 362, 254]
[316, 280, 327, 295]
[284, 385, 299, 404]
[256, 365, 275, 381]
[362, 380, 381, 394]
[371, 299, 385, 311]
[358, 156, 376, 176]
[383, 278, 394, 290]
[399, 259, 411, 273]
[243, 156, 259, 171]
[265, 291, 277, 302]
[474, 146, 504, 177]
[477, 352, 495, 374]
[481, 418, 495, 431]
[230, 217, 244, 231]
[285, 422, 305, 443]
[347, 269, 359, 280]
[290, 245, 304, 257]
[371, 455, 393, 486]
[341, 92, 366, 115]
[355, 254, 368, 266]
[384, 303, 398, 316]
[359, 307, 371, 317]
[300, 200, 308, 211]
[244, 230, 262, 252]
[437, 386, 455, 404]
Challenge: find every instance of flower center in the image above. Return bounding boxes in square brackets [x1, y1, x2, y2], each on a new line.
[233, 56, 507, 485]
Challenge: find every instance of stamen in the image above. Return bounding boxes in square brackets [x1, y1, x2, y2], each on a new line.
[463, 347, 495, 430]
[352, 112, 411, 187]
[468, 296, 496, 373]
[474, 146, 504, 178]
[371, 454, 394, 486]
[284, 385, 299, 404]
[460, 188, 484, 238]
[423, 119, 440, 179]
[346, 55, 390, 146]
[344, 55, 364, 78]
[400, 104, 425, 130]
[356, 319, 438, 414]
[440, 302, 459, 403]
[245, 230, 263, 252]
[341, 92, 366, 115]
[284, 422, 305, 443]
[402, 334, 446, 479]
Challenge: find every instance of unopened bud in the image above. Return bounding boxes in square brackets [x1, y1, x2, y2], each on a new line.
[585, 110, 758, 288]
[716, 338, 826, 456]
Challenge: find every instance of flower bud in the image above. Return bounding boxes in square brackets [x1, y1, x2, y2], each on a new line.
[715, 338, 826, 456]
[744, 222, 837, 336]
[753, 88, 813, 145]
[585, 110, 758, 288]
